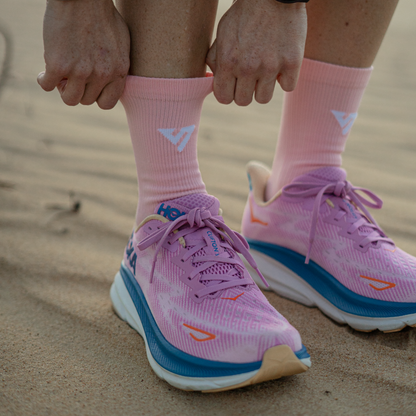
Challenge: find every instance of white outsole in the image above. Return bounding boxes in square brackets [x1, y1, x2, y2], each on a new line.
[246, 250, 416, 333]
[110, 272, 293, 392]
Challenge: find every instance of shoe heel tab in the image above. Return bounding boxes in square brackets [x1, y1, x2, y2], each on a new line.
[246, 161, 270, 205]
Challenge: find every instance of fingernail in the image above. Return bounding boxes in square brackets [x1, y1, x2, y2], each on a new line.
[37, 72, 44, 85]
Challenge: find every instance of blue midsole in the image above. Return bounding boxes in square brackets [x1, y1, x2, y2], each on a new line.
[119, 264, 309, 377]
[247, 239, 416, 318]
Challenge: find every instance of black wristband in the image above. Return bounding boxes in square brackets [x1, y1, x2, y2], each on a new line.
[275, 0, 309, 3]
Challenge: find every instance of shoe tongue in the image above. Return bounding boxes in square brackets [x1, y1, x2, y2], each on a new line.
[154, 193, 220, 221]
[154, 194, 241, 292]
[295, 166, 347, 185]
[296, 168, 375, 237]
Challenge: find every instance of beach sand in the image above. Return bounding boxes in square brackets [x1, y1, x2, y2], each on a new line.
[1, 1, 416, 415]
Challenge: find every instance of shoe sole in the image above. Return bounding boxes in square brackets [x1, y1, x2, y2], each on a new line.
[110, 264, 310, 392]
[246, 239, 416, 333]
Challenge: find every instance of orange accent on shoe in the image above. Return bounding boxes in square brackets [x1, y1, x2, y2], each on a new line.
[384, 247, 396, 253]
[221, 292, 244, 301]
[249, 198, 268, 226]
[360, 275, 396, 291]
[183, 323, 216, 342]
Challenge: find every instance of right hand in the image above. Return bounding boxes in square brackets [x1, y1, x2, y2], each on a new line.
[38, 0, 130, 109]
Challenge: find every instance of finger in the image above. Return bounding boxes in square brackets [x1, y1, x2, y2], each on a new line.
[37, 70, 63, 92]
[57, 78, 68, 95]
[96, 78, 126, 110]
[80, 81, 106, 106]
[277, 63, 302, 92]
[213, 69, 236, 105]
[206, 40, 217, 74]
[60, 76, 86, 106]
[255, 77, 276, 104]
[234, 77, 256, 106]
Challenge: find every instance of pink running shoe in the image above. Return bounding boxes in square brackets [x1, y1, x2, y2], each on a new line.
[242, 162, 416, 333]
[110, 194, 310, 392]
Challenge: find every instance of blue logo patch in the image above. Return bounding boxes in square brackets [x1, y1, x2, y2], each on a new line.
[157, 204, 186, 221]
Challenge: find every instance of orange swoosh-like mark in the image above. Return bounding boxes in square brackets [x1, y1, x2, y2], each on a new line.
[183, 323, 216, 342]
[249, 198, 268, 226]
[360, 275, 396, 291]
[384, 247, 396, 253]
[221, 292, 244, 301]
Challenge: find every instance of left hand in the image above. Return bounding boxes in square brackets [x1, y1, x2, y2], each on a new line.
[206, 0, 307, 106]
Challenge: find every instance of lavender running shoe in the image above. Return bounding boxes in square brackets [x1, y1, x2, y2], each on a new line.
[242, 162, 416, 333]
[110, 193, 310, 392]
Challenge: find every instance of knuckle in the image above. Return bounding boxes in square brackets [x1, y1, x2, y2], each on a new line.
[239, 67, 255, 78]
[95, 68, 112, 80]
[282, 55, 302, 72]
[72, 67, 91, 80]
[261, 59, 280, 76]
[219, 60, 235, 73]
[238, 61, 259, 78]
[47, 61, 69, 77]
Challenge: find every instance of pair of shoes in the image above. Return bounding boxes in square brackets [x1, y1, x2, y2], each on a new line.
[242, 161, 416, 333]
[110, 194, 310, 392]
[110, 163, 416, 392]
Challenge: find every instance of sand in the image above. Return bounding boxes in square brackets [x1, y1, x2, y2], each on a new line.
[1, 1, 416, 415]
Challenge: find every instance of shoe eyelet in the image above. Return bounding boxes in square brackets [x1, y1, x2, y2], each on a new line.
[181, 259, 184, 263]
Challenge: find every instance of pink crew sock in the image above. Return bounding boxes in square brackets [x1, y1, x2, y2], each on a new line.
[266, 58, 373, 200]
[121, 75, 213, 226]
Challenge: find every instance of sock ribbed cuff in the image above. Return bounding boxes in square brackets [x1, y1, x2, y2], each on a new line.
[121, 73, 213, 103]
[300, 58, 373, 89]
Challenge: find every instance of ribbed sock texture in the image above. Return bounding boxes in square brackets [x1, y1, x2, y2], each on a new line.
[266, 58, 372, 200]
[121, 75, 213, 225]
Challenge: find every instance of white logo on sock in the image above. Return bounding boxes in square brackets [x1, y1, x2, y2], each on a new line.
[331, 111, 358, 135]
[158, 125, 195, 152]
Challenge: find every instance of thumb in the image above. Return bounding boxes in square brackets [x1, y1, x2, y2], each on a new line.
[37, 70, 61, 92]
[206, 40, 217, 74]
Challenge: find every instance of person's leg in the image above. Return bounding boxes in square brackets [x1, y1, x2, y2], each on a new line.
[116, 0, 217, 225]
[266, 0, 399, 198]
[111, 0, 310, 392]
[243, 0, 416, 333]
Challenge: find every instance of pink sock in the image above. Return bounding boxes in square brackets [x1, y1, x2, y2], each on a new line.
[266, 58, 372, 200]
[121, 75, 213, 226]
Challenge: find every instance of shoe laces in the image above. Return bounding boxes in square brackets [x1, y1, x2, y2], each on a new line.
[282, 178, 395, 264]
[137, 207, 268, 300]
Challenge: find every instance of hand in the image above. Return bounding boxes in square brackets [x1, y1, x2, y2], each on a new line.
[38, 0, 130, 109]
[206, 0, 307, 106]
